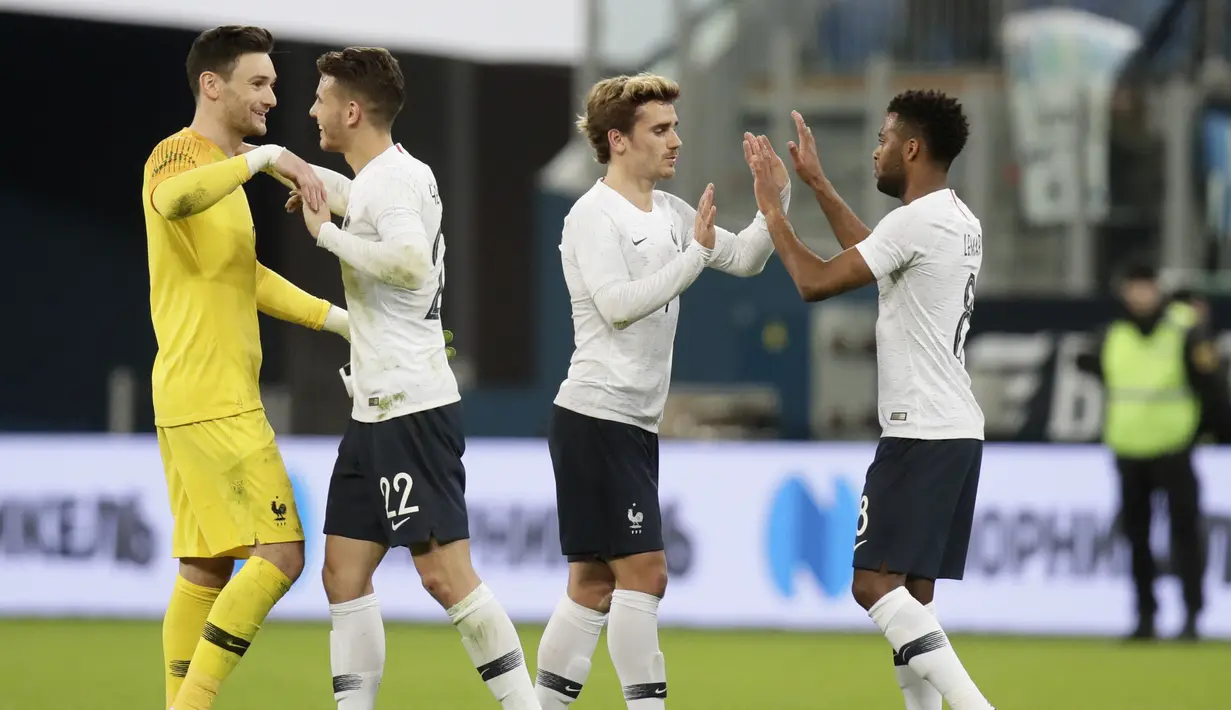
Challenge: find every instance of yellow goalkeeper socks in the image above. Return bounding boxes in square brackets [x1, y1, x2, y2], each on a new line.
[171, 557, 293, 710]
[163, 576, 222, 709]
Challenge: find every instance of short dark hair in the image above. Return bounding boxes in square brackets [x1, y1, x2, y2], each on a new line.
[316, 47, 406, 128]
[186, 26, 274, 100]
[886, 89, 970, 168]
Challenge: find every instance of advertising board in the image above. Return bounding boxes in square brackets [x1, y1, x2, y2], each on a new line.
[2, 437, 1228, 638]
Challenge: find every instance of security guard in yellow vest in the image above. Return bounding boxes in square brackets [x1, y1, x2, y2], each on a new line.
[1077, 264, 1231, 641]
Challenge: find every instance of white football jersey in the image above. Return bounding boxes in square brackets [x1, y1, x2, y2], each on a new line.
[320, 144, 459, 423]
[554, 179, 785, 432]
[853, 188, 985, 440]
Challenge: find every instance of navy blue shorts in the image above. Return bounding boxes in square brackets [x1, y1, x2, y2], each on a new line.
[547, 405, 663, 562]
[323, 403, 469, 549]
[852, 437, 983, 580]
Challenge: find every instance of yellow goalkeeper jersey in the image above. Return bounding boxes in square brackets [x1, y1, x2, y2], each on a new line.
[142, 128, 328, 427]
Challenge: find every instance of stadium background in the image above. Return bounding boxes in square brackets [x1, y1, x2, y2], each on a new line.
[1, 0, 1228, 707]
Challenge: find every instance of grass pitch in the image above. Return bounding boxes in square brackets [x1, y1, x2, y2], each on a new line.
[0, 619, 1222, 708]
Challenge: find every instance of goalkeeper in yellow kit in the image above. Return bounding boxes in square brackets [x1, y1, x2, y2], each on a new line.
[142, 25, 352, 710]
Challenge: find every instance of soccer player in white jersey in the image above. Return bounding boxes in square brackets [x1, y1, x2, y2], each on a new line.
[533, 73, 790, 710]
[744, 91, 996, 710]
[290, 47, 540, 710]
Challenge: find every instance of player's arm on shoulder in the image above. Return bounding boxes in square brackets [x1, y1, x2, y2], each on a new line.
[147, 137, 283, 220]
[570, 207, 707, 330]
[239, 142, 352, 215]
[254, 261, 349, 339]
[664, 188, 788, 278]
[315, 168, 432, 290]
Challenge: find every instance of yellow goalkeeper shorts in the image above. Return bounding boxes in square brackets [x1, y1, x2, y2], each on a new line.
[157, 409, 304, 559]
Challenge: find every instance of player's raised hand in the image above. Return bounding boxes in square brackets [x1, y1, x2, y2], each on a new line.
[694, 183, 717, 250]
[302, 190, 333, 238]
[744, 132, 788, 197]
[787, 110, 826, 188]
[272, 150, 328, 213]
[747, 136, 786, 216]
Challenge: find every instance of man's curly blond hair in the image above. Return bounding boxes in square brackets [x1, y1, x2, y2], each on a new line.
[577, 73, 681, 164]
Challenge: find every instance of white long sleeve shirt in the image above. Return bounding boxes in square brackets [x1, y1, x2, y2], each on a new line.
[315, 144, 459, 422]
[554, 178, 790, 432]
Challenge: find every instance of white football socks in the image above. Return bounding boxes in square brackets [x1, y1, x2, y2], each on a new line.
[870, 587, 993, 710]
[607, 589, 668, 709]
[447, 583, 540, 710]
[329, 594, 385, 710]
[893, 601, 942, 710]
[535, 595, 608, 709]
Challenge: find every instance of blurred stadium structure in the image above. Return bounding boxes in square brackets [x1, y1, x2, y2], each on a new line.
[4, 0, 1231, 441]
[2, 5, 1230, 699]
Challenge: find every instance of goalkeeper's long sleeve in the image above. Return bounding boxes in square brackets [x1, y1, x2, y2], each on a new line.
[150, 156, 252, 220]
[150, 145, 282, 220]
[255, 262, 332, 330]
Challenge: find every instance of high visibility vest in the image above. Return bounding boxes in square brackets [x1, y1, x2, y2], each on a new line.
[1101, 313, 1200, 458]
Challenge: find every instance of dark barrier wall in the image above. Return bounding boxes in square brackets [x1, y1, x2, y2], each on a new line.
[966, 296, 1231, 442]
[0, 12, 571, 433]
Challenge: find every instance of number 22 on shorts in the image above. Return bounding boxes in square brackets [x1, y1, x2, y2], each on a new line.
[381, 472, 419, 520]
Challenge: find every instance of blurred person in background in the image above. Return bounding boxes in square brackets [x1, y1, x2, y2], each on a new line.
[143, 25, 349, 710]
[1076, 264, 1231, 641]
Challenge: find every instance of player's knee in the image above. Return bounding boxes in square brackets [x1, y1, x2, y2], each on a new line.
[645, 567, 669, 598]
[275, 555, 305, 584]
[254, 542, 305, 583]
[850, 573, 888, 611]
[321, 559, 370, 605]
[614, 556, 668, 598]
[418, 567, 457, 606]
[568, 577, 617, 612]
[179, 557, 233, 588]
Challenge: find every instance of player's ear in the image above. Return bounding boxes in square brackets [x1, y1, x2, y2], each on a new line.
[199, 72, 221, 101]
[904, 137, 920, 162]
[608, 128, 624, 156]
[348, 101, 362, 128]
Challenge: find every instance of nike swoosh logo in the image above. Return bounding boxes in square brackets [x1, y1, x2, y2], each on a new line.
[391, 518, 410, 531]
[632, 238, 647, 246]
[655, 688, 666, 695]
[565, 686, 581, 693]
[853, 540, 867, 551]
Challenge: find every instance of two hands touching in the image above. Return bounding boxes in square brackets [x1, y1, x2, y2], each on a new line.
[691, 111, 823, 248]
[746, 111, 826, 221]
[284, 187, 333, 239]
[689, 132, 788, 250]
[240, 142, 457, 368]
[236, 142, 332, 236]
